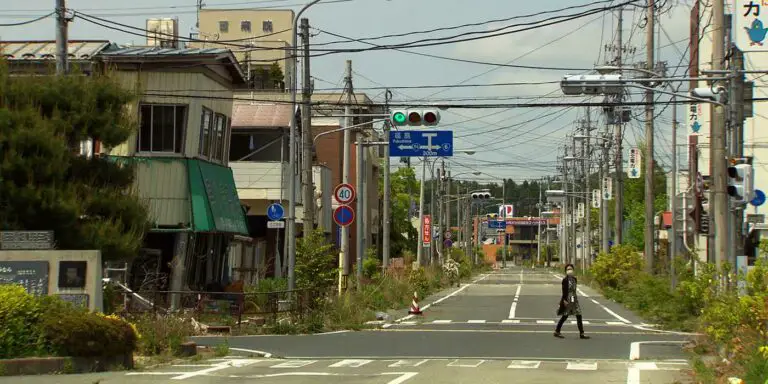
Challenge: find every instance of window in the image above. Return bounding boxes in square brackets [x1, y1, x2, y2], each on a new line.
[262, 20, 273, 33]
[219, 21, 229, 33]
[138, 104, 187, 153]
[240, 20, 251, 33]
[212, 114, 226, 161]
[199, 108, 213, 157]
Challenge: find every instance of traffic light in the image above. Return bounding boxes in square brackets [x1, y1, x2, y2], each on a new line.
[471, 192, 491, 200]
[727, 163, 753, 204]
[560, 74, 623, 96]
[390, 109, 440, 126]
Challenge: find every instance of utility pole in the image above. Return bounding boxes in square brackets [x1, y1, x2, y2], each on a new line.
[537, 180, 542, 266]
[416, 157, 427, 266]
[502, 180, 508, 268]
[429, 165, 435, 264]
[300, 18, 314, 232]
[731, 46, 746, 268]
[601, 130, 611, 254]
[437, 160, 445, 263]
[614, 7, 625, 247]
[382, 90, 393, 269]
[643, 0, 656, 274]
[356, 131, 365, 289]
[447, 171, 452, 260]
[562, 146, 570, 265]
[584, 110, 592, 268]
[712, 0, 727, 273]
[55, 0, 69, 75]
[670, 95, 678, 289]
[339, 60, 353, 293]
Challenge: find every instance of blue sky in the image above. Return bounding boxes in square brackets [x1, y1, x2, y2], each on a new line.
[1, 0, 693, 182]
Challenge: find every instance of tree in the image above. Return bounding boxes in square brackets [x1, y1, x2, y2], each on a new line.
[0, 63, 150, 261]
[380, 166, 419, 257]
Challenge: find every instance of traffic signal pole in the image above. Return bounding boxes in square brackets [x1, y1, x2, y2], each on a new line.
[712, 0, 727, 275]
[416, 157, 427, 266]
[643, 0, 656, 274]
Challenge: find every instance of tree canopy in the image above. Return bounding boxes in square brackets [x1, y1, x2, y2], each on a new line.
[0, 63, 150, 261]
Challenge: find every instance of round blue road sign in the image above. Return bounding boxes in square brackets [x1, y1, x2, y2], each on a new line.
[751, 189, 766, 207]
[333, 205, 355, 227]
[444, 239, 453, 248]
[267, 203, 284, 221]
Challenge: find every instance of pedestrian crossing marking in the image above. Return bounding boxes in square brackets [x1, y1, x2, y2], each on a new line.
[536, 320, 555, 324]
[502, 319, 520, 324]
[606, 321, 625, 325]
[571, 320, 590, 324]
[447, 359, 486, 368]
[388, 359, 429, 368]
[328, 359, 373, 368]
[432, 320, 452, 324]
[507, 360, 542, 369]
[467, 320, 486, 323]
[566, 361, 598, 370]
[270, 360, 317, 368]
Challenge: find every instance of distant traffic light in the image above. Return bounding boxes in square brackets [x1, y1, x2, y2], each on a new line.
[390, 109, 441, 127]
[471, 192, 491, 200]
[727, 163, 753, 204]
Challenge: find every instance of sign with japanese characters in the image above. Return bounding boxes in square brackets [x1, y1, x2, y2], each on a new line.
[627, 147, 642, 179]
[602, 176, 613, 200]
[0, 231, 53, 250]
[592, 189, 601, 208]
[422, 215, 432, 247]
[0, 261, 49, 295]
[577, 202, 585, 219]
[737, 1, 768, 52]
[688, 103, 703, 134]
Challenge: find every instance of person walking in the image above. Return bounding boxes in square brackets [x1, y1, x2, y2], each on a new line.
[554, 264, 590, 339]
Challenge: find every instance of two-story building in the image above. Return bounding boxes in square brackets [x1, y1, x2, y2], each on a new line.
[1, 40, 257, 298]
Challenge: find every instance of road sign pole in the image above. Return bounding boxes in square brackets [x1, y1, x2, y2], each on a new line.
[356, 135, 365, 290]
[416, 156, 426, 266]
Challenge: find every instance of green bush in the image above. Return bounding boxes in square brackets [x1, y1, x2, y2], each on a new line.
[0, 285, 46, 358]
[296, 230, 337, 291]
[0, 285, 138, 359]
[362, 256, 381, 280]
[42, 307, 137, 357]
[128, 314, 194, 356]
[591, 245, 644, 290]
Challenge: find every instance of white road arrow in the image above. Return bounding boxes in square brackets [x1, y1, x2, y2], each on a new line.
[419, 145, 441, 150]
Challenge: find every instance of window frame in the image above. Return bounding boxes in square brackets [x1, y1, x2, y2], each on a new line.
[198, 107, 214, 158]
[240, 20, 251, 33]
[136, 103, 188, 155]
[219, 20, 229, 33]
[212, 113, 226, 162]
[262, 20, 273, 33]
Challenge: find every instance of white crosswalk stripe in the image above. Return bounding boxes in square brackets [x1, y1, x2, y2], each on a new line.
[507, 360, 542, 369]
[566, 362, 598, 370]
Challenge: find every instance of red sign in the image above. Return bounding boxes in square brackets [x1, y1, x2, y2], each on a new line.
[333, 205, 355, 227]
[422, 215, 432, 245]
[333, 183, 355, 205]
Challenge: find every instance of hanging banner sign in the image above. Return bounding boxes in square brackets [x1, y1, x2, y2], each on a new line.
[627, 147, 642, 179]
[592, 189, 601, 208]
[602, 176, 613, 200]
[422, 215, 432, 247]
[577, 202, 585, 219]
[736, 1, 768, 52]
[688, 103, 703, 134]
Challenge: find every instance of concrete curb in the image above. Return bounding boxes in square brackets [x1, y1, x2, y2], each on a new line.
[0, 354, 133, 376]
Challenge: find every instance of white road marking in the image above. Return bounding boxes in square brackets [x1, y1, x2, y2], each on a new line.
[432, 320, 452, 324]
[328, 359, 373, 368]
[395, 274, 489, 323]
[627, 362, 660, 384]
[600, 305, 632, 324]
[384, 372, 419, 384]
[566, 361, 598, 370]
[502, 319, 520, 324]
[536, 320, 555, 324]
[388, 359, 429, 368]
[607, 321, 626, 325]
[629, 341, 690, 360]
[447, 359, 486, 368]
[400, 321, 417, 325]
[509, 285, 522, 319]
[270, 360, 317, 368]
[229, 347, 272, 358]
[467, 320, 487, 324]
[577, 288, 590, 298]
[520, 268, 524, 284]
[571, 320, 590, 325]
[632, 324, 702, 335]
[317, 330, 351, 335]
[507, 360, 542, 369]
[170, 359, 261, 380]
[591, 299, 600, 304]
[173, 364, 216, 367]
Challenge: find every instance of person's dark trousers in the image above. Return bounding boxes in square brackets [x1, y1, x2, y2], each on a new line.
[555, 314, 584, 334]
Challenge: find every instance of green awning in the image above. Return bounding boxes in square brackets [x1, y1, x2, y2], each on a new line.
[187, 159, 249, 236]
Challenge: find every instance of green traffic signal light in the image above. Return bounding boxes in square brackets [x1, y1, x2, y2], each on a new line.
[392, 111, 406, 124]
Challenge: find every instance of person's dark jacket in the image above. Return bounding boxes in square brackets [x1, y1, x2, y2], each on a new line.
[557, 276, 576, 316]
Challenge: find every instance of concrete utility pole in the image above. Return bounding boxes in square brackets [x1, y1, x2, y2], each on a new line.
[562, 146, 570, 265]
[670, 95, 678, 289]
[55, 0, 69, 75]
[339, 60, 353, 292]
[643, 0, 656, 274]
[502, 180, 508, 268]
[300, 18, 314, 232]
[447, 171, 452, 260]
[601, 130, 611, 254]
[429, 164, 436, 264]
[382, 90, 393, 269]
[711, 0, 727, 273]
[416, 157, 427, 266]
[537, 180, 542, 266]
[437, 160, 445, 263]
[730, 47, 746, 267]
[356, 131, 365, 289]
[614, 7, 625, 247]
[584, 111, 592, 268]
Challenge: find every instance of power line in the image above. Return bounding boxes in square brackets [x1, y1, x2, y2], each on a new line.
[0, 12, 53, 27]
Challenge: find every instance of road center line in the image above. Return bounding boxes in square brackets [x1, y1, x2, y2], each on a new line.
[509, 285, 522, 319]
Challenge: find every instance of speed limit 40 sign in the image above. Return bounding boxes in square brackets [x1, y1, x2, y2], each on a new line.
[334, 183, 356, 205]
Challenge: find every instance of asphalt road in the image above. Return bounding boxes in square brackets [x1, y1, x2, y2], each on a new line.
[1, 267, 697, 383]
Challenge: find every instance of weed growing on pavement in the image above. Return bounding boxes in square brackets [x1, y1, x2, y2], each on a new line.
[128, 314, 196, 357]
[213, 340, 229, 357]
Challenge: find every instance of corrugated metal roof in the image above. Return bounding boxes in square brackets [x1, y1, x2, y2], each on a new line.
[0, 40, 111, 60]
[232, 103, 294, 129]
[100, 46, 231, 57]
